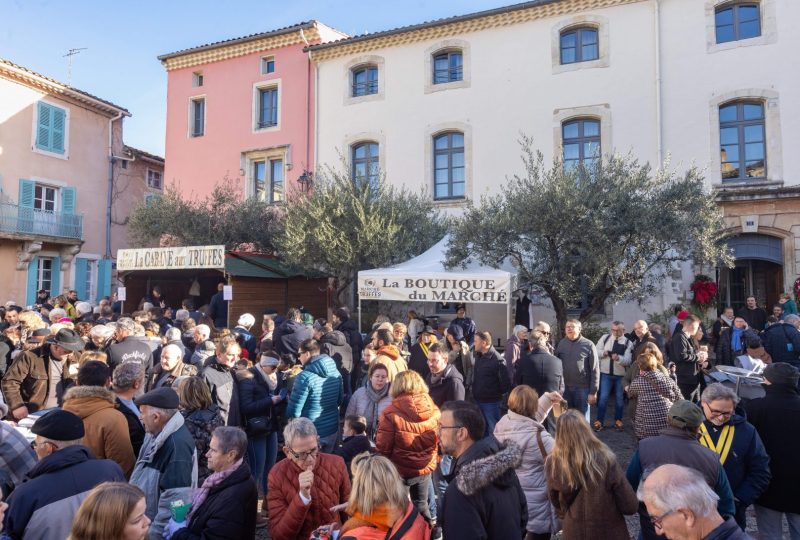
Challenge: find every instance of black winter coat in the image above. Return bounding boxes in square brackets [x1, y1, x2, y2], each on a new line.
[472, 347, 511, 403]
[115, 397, 146, 457]
[181, 406, 225, 484]
[426, 364, 465, 408]
[172, 460, 258, 540]
[761, 322, 800, 366]
[236, 367, 279, 436]
[717, 327, 760, 367]
[442, 437, 527, 540]
[744, 383, 800, 513]
[514, 347, 564, 395]
[320, 331, 354, 373]
[336, 318, 363, 360]
[201, 358, 242, 427]
[408, 343, 431, 379]
[334, 435, 374, 476]
[107, 337, 154, 377]
[273, 320, 313, 358]
[670, 332, 701, 385]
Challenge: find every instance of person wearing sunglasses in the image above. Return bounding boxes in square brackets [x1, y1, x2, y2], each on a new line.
[699, 384, 770, 531]
[638, 464, 755, 540]
[266, 418, 350, 540]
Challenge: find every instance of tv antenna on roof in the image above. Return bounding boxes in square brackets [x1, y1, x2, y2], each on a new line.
[63, 47, 87, 85]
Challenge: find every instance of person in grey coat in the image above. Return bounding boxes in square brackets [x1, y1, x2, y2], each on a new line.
[555, 319, 599, 423]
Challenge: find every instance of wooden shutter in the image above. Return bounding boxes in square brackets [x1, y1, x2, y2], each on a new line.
[74, 258, 88, 300]
[51, 256, 62, 296]
[97, 259, 112, 301]
[18, 179, 35, 207]
[61, 186, 76, 214]
[36, 102, 51, 150]
[51, 107, 66, 153]
[26, 256, 39, 307]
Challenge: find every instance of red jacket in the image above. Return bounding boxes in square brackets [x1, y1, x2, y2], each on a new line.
[267, 453, 351, 540]
[376, 393, 440, 478]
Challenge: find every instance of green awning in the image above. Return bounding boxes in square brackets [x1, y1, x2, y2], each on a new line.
[225, 253, 322, 279]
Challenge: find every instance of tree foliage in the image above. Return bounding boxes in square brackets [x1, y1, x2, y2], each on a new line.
[445, 139, 732, 332]
[276, 168, 447, 305]
[128, 179, 281, 252]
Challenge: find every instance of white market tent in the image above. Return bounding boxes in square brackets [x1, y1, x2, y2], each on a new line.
[357, 236, 518, 334]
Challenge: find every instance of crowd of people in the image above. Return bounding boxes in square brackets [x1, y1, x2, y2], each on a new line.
[0, 288, 798, 540]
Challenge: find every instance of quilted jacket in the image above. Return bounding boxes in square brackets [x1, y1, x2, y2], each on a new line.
[376, 393, 440, 478]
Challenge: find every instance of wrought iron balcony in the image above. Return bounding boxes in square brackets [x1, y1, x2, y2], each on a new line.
[0, 203, 83, 242]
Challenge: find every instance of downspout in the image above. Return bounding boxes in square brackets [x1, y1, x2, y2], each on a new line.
[106, 111, 124, 259]
[654, 0, 663, 165]
[300, 28, 312, 178]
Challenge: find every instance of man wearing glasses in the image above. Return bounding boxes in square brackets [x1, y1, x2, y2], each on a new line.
[638, 464, 754, 540]
[266, 418, 350, 540]
[699, 384, 770, 531]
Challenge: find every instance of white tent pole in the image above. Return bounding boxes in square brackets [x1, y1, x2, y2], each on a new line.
[358, 298, 362, 334]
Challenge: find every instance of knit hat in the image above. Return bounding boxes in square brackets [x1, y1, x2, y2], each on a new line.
[302, 313, 314, 326]
[668, 400, 704, 429]
[32, 410, 85, 440]
[763, 363, 800, 387]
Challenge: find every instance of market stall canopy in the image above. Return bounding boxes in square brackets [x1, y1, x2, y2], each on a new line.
[357, 236, 517, 304]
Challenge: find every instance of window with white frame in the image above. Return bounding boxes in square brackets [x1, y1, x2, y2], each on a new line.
[192, 72, 204, 87]
[147, 169, 163, 190]
[34, 184, 57, 212]
[351, 65, 378, 97]
[252, 158, 283, 202]
[260, 56, 275, 75]
[190, 97, 205, 137]
[38, 257, 54, 294]
[257, 87, 278, 129]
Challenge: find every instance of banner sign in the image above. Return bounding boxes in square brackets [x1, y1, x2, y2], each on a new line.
[117, 245, 225, 271]
[357, 274, 513, 304]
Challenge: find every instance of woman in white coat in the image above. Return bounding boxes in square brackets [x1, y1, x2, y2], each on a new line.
[494, 384, 560, 540]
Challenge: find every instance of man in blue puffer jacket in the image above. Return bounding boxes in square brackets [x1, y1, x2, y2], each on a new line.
[286, 338, 343, 452]
[699, 383, 771, 530]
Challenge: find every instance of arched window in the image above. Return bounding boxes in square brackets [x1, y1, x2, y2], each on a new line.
[562, 118, 600, 170]
[715, 3, 761, 43]
[433, 132, 465, 200]
[719, 100, 766, 180]
[352, 142, 380, 188]
[559, 27, 598, 64]
[351, 65, 378, 97]
[433, 50, 463, 84]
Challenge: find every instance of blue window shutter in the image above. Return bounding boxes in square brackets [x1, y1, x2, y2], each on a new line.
[19, 179, 34, 207]
[97, 259, 112, 301]
[51, 107, 66, 154]
[51, 256, 62, 297]
[61, 186, 76, 214]
[74, 258, 88, 300]
[36, 102, 52, 151]
[26, 256, 39, 306]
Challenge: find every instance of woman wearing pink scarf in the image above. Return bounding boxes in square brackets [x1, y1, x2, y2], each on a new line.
[164, 427, 258, 540]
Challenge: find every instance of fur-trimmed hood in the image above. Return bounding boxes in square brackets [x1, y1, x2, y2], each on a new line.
[62, 385, 116, 418]
[455, 437, 523, 496]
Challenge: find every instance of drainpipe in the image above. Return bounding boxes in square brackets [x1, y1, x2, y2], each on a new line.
[106, 111, 124, 259]
[654, 0, 663, 164]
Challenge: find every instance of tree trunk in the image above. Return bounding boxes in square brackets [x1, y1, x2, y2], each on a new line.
[335, 276, 353, 308]
[544, 287, 569, 342]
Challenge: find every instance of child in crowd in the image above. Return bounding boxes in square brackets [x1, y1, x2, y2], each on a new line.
[335, 415, 374, 477]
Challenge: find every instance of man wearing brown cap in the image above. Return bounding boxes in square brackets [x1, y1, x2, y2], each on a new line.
[626, 400, 736, 539]
[129, 387, 197, 540]
[744, 363, 800, 538]
[2, 409, 125, 540]
[1, 328, 83, 420]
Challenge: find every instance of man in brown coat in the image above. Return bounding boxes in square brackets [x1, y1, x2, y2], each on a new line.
[1, 329, 82, 419]
[62, 361, 136, 477]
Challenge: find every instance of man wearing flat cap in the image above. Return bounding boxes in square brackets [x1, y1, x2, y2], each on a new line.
[745, 363, 800, 537]
[2, 409, 125, 540]
[1, 328, 83, 420]
[129, 387, 197, 540]
[626, 400, 736, 539]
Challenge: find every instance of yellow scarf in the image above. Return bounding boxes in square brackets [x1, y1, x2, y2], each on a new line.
[699, 422, 735, 465]
[419, 342, 430, 357]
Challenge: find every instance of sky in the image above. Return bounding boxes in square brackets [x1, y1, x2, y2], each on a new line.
[1, 0, 510, 156]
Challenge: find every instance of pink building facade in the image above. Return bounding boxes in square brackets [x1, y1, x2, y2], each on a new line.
[159, 21, 346, 202]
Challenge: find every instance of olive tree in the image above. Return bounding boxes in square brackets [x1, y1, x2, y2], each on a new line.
[276, 168, 447, 306]
[445, 140, 732, 333]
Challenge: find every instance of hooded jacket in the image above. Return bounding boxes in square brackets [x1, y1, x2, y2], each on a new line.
[494, 410, 557, 534]
[2, 445, 125, 540]
[0, 344, 79, 413]
[336, 318, 364, 363]
[320, 330, 354, 373]
[273, 319, 313, 358]
[201, 357, 242, 427]
[171, 460, 258, 540]
[130, 410, 198, 540]
[700, 414, 770, 507]
[340, 502, 431, 540]
[61, 385, 136, 477]
[441, 437, 527, 540]
[372, 345, 408, 383]
[286, 354, 343, 438]
[761, 322, 800, 366]
[376, 392, 440, 478]
[744, 382, 800, 513]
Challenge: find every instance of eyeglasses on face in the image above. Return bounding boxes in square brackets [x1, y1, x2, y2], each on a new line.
[648, 509, 677, 529]
[437, 424, 463, 434]
[705, 406, 733, 418]
[287, 445, 320, 461]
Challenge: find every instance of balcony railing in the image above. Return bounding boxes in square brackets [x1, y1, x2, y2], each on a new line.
[0, 203, 83, 241]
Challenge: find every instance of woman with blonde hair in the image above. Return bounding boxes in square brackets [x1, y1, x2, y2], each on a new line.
[376, 370, 440, 527]
[69, 482, 150, 540]
[338, 453, 431, 539]
[78, 350, 108, 367]
[626, 343, 683, 440]
[544, 410, 638, 540]
[494, 385, 560, 540]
